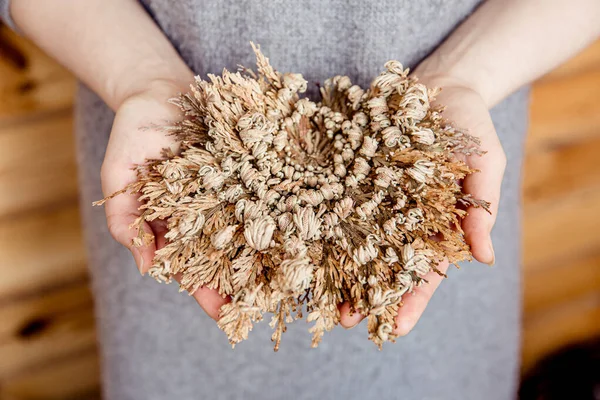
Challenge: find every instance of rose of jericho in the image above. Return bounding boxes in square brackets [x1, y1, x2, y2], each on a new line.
[98, 43, 489, 351]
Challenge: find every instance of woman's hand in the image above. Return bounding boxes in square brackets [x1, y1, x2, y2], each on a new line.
[100, 80, 228, 320]
[340, 75, 506, 334]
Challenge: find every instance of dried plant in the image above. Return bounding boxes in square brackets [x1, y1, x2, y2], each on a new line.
[96, 43, 489, 350]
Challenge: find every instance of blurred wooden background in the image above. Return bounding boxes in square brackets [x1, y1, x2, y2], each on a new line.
[1, 24, 599, 399]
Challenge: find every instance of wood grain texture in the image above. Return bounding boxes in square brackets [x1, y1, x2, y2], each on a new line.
[527, 69, 600, 152]
[0, 283, 93, 342]
[0, 350, 100, 400]
[0, 307, 96, 380]
[0, 25, 75, 124]
[0, 205, 87, 300]
[523, 135, 600, 205]
[523, 187, 600, 270]
[520, 41, 600, 372]
[523, 252, 600, 314]
[0, 112, 78, 218]
[521, 292, 600, 372]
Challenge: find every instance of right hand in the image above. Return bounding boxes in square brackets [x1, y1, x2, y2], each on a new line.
[100, 79, 228, 320]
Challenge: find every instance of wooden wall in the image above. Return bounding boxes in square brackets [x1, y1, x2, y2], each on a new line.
[1, 24, 599, 399]
[0, 25, 99, 400]
[521, 40, 600, 372]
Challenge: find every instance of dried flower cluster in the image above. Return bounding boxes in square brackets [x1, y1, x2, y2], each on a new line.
[98, 43, 489, 350]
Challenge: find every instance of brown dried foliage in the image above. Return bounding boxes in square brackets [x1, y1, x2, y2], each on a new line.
[97, 43, 489, 350]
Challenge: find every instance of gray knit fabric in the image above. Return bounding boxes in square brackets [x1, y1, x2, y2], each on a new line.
[0, 0, 12, 29]
[2, 1, 528, 399]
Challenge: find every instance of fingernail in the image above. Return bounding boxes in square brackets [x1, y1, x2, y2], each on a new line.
[487, 241, 495, 266]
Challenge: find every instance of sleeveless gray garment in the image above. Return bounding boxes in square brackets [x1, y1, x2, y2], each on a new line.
[2, 1, 529, 399]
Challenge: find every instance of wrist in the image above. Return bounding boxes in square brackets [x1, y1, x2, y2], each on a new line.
[413, 55, 494, 109]
[109, 74, 193, 111]
[106, 62, 193, 111]
[130, 78, 190, 101]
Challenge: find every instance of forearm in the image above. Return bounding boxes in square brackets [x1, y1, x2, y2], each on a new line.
[415, 0, 600, 108]
[10, 0, 192, 110]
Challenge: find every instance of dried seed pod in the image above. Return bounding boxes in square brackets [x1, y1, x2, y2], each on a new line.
[293, 207, 322, 241]
[277, 256, 314, 295]
[411, 127, 436, 145]
[244, 216, 276, 251]
[360, 136, 379, 158]
[211, 225, 239, 250]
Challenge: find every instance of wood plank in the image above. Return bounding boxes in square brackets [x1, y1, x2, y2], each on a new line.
[523, 187, 600, 270]
[0, 350, 100, 400]
[523, 252, 600, 314]
[527, 69, 600, 152]
[0, 25, 75, 123]
[0, 112, 78, 218]
[522, 135, 600, 204]
[0, 205, 87, 300]
[0, 282, 93, 342]
[0, 307, 96, 379]
[521, 292, 600, 373]
[540, 40, 600, 81]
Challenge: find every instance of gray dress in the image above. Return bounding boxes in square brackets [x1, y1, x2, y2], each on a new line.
[2, 1, 528, 399]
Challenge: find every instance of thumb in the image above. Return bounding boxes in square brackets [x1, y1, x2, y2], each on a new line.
[462, 130, 506, 266]
[103, 192, 157, 275]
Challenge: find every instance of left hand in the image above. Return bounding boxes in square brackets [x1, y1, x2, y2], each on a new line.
[339, 74, 506, 334]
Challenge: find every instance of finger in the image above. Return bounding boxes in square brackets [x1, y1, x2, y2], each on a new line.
[148, 219, 227, 320]
[394, 259, 449, 336]
[462, 126, 505, 265]
[149, 213, 229, 320]
[149, 219, 169, 250]
[191, 287, 229, 320]
[432, 88, 503, 265]
[104, 192, 156, 274]
[339, 302, 364, 329]
[174, 271, 228, 320]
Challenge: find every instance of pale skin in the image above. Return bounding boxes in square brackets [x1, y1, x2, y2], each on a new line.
[11, 0, 600, 334]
